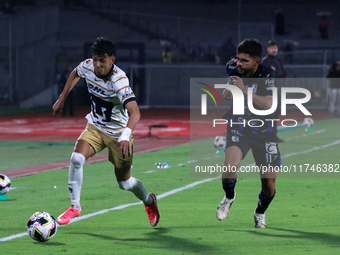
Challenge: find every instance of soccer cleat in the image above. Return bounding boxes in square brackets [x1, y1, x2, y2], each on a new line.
[254, 212, 267, 228]
[57, 206, 82, 225]
[216, 192, 236, 221]
[145, 193, 160, 227]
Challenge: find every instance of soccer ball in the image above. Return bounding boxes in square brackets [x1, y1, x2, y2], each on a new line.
[303, 117, 314, 127]
[27, 212, 57, 242]
[0, 174, 11, 194]
[214, 136, 226, 149]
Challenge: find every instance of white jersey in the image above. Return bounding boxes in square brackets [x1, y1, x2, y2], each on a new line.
[76, 59, 136, 138]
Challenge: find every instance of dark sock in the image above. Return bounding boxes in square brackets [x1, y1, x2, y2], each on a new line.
[222, 179, 237, 199]
[255, 190, 275, 214]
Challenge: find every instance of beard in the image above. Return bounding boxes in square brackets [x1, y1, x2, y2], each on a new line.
[237, 67, 252, 76]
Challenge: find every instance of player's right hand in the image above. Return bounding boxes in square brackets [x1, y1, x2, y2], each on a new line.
[118, 140, 130, 156]
[222, 89, 232, 100]
[52, 99, 64, 116]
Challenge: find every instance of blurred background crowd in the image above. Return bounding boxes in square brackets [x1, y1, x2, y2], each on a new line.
[0, 0, 339, 115]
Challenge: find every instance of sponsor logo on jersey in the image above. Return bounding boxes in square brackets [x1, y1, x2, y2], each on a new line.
[88, 83, 106, 96]
[265, 79, 275, 90]
[121, 87, 134, 99]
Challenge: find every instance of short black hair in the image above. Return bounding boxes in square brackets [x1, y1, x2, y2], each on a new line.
[267, 40, 278, 47]
[91, 37, 116, 57]
[237, 38, 262, 58]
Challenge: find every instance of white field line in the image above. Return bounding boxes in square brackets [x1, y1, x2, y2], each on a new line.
[1, 138, 340, 243]
[0, 178, 215, 242]
[281, 139, 340, 159]
[144, 170, 156, 174]
[284, 129, 326, 141]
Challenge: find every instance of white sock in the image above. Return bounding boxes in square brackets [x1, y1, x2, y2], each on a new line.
[68, 152, 85, 210]
[118, 176, 152, 205]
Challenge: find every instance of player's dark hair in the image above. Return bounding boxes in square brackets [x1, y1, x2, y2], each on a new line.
[267, 40, 278, 47]
[237, 38, 262, 58]
[91, 37, 116, 57]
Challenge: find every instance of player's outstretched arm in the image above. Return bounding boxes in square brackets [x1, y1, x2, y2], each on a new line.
[118, 101, 141, 155]
[52, 69, 80, 116]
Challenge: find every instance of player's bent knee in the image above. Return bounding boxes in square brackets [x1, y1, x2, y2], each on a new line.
[70, 152, 86, 169]
[118, 176, 137, 191]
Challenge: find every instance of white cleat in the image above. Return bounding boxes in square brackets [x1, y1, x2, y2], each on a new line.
[254, 212, 267, 228]
[216, 193, 236, 221]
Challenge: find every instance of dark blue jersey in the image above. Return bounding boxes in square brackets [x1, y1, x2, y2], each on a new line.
[227, 64, 277, 142]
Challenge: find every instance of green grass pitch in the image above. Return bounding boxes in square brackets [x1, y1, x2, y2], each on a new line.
[1, 118, 340, 254]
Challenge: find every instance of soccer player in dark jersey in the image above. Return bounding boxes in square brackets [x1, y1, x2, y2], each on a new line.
[216, 39, 282, 228]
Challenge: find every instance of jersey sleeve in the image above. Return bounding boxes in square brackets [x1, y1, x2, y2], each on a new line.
[114, 76, 136, 106]
[76, 60, 88, 78]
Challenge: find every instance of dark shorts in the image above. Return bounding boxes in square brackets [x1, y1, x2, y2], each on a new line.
[225, 130, 282, 169]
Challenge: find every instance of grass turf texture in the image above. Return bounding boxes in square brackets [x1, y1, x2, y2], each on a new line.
[1, 118, 340, 254]
[0, 141, 107, 172]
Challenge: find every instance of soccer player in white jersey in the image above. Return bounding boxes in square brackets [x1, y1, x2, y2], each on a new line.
[52, 37, 160, 227]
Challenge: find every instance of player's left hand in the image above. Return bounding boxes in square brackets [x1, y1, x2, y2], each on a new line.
[119, 140, 130, 156]
[230, 76, 247, 94]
